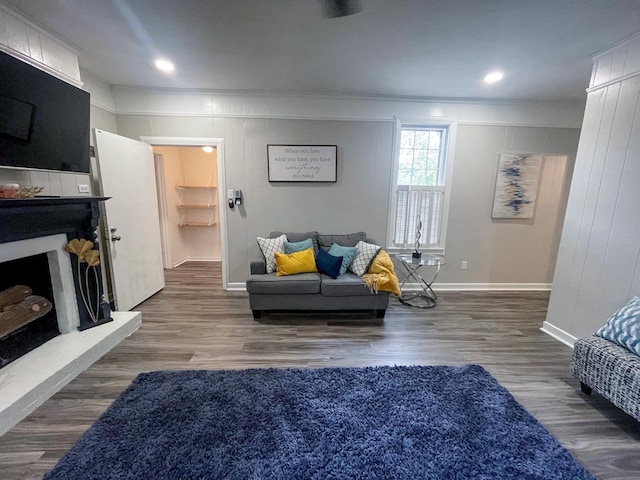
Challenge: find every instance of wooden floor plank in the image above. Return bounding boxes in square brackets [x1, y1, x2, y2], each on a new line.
[0, 261, 638, 479]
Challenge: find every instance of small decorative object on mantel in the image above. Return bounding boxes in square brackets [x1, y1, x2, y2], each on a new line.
[0, 184, 19, 198]
[0, 184, 45, 199]
[16, 186, 45, 198]
[412, 218, 422, 260]
[64, 238, 111, 330]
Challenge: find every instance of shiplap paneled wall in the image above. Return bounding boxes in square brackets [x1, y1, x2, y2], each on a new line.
[110, 85, 584, 287]
[544, 33, 640, 344]
[0, 3, 81, 86]
[0, 4, 96, 195]
[116, 113, 580, 287]
[116, 116, 395, 285]
[113, 86, 585, 128]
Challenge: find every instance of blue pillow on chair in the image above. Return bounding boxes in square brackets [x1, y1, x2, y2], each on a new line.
[595, 296, 640, 356]
[328, 243, 358, 276]
[315, 248, 343, 279]
[284, 238, 313, 254]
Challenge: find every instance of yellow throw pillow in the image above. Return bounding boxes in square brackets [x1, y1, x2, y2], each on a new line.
[275, 247, 318, 276]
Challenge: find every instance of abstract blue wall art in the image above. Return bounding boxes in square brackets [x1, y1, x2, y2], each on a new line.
[491, 153, 542, 218]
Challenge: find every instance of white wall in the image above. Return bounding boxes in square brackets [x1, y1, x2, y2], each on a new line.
[90, 106, 117, 138]
[153, 147, 188, 266]
[82, 68, 116, 113]
[117, 115, 395, 284]
[115, 102, 580, 287]
[544, 33, 640, 345]
[85, 68, 117, 146]
[440, 125, 579, 287]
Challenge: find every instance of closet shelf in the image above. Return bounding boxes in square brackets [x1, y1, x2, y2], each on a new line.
[177, 204, 216, 209]
[177, 184, 216, 189]
[176, 155, 217, 228]
[179, 221, 216, 227]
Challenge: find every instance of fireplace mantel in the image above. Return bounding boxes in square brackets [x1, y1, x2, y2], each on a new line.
[0, 196, 109, 244]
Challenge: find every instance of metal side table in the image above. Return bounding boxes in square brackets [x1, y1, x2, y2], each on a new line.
[395, 254, 446, 308]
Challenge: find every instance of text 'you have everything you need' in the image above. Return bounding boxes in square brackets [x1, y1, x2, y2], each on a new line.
[271, 147, 334, 180]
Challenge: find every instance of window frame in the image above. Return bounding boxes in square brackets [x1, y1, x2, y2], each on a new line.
[386, 117, 457, 255]
[397, 126, 448, 187]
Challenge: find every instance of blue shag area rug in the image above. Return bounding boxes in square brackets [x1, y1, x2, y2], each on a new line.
[45, 365, 594, 479]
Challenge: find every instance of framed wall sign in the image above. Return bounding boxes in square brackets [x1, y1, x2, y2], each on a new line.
[267, 145, 337, 182]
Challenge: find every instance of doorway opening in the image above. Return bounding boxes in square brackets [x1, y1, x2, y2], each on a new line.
[141, 137, 228, 290]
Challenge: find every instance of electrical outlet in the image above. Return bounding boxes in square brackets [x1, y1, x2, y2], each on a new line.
[461, 260, 468, 270]
[77, 184, 90, 193]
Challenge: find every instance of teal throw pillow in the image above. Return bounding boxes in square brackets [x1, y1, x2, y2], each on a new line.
[328, 243, 358, 276]
[315, 248, 343, 279]
[284, 238, 313, 254]
[595, 296, 640, 356]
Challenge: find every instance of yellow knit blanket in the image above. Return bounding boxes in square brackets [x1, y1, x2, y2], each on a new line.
[362, 250, 400, 296]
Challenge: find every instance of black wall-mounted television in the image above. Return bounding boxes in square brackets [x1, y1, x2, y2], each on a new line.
[0, 50, 90, 173]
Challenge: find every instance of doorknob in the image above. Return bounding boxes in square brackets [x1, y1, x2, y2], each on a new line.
[110, 227, 122, 242]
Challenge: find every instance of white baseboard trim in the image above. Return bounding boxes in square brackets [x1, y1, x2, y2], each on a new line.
[227, 282, 247, 292]
[540, 321, 577, 348]
[173, 257, 188, 268]
[173, 257, 221, 267]
[423, 282, 552, 291]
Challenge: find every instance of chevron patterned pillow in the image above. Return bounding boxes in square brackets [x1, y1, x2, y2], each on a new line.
[257, 234, 287, 274]
[595, 296, 640, 356]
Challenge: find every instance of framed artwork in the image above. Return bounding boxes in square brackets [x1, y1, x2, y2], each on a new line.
[267, 145, 337, 182]
[491, 153, 543, 219]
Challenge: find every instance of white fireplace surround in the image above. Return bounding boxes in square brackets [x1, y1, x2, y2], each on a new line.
[0, 233, 80, 333]
[0, 235, 141, 436]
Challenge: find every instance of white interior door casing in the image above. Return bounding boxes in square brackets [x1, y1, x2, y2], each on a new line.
[140, 136, 228, 290]
[93, 129, 165, 311]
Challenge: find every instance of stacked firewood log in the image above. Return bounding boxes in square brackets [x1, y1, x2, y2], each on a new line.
[0, 285, 53, 338]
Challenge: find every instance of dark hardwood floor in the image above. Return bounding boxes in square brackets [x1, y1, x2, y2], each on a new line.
[1, 262, 638, 479]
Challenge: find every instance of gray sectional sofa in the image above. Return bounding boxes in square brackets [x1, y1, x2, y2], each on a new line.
[246, 231, 389, 319]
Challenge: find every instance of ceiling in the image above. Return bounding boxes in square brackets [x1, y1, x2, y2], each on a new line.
[6, 0, 640, 101]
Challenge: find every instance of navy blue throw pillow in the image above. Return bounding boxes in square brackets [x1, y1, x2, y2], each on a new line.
[316, 248, 343, 279]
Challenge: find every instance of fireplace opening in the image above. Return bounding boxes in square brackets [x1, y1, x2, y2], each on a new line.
[0, 253, 59, 368]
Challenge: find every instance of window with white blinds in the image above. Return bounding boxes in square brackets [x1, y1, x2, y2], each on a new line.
[392, 127, 448, 249]
[393, 186, 445, 247]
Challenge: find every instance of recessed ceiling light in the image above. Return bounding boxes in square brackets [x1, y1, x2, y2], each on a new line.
[484, 71, 504, 84]
[202, 146, 214, 153]
[154, 58, 175, 73]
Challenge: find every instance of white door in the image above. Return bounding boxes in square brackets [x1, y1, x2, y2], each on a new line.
[93, 129, 165, 311]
